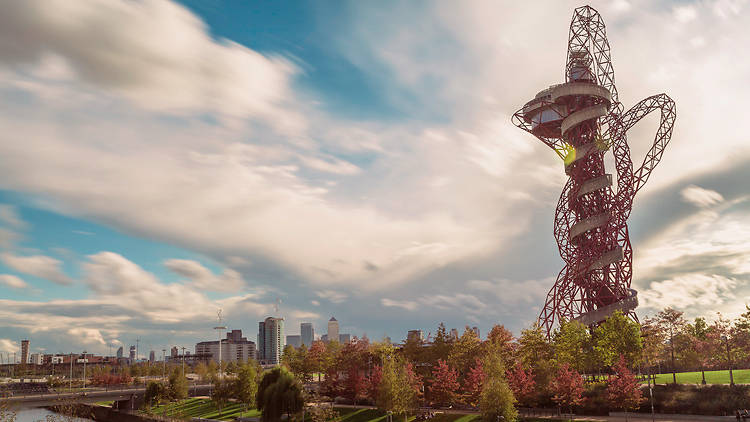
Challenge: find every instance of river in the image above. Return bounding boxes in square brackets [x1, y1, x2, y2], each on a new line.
[12, 408, 95, 422]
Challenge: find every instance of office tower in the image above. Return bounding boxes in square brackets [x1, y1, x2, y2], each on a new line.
[20, 340, 29, 364]
[149, 350, 155, 363]
[171, 346, 178, 358]
[286, 335, 301, 348]
[301, 323, 314, 347]
[116, 346, 124, 358]
[327, 317, 339, 343]
[257, 317, 285, 365]
[338, 334, 351, 344]
[129, 345, 136, 360]
[407, 330, 423, 342]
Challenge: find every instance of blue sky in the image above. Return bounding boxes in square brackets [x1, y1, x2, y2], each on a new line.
[1, 0, 750, 359]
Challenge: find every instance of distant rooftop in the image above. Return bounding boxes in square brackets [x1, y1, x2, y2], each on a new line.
[329, 317, 337, 321]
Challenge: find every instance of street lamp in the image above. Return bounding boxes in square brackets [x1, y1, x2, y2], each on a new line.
[83, 351, 87, 390]
[722, 336, 735, 386]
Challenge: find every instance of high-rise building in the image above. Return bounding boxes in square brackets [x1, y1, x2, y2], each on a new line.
[327, 317, 339, 343]
[286, 335, 301, 348]
[116, 346, 124, 358]
[338, 334, 351, 344]
[29, 353, 42, 365]
[129, 345, 136, 361]
[149, 350, 155, 363]
[407, 330, 423, 342]
[471, 326, 480, 339]
[171, 346, 179, 358]
[20, 340, 29, 364]
[257, 317, 285, 365]
[449, 328, 459, 340]
[301, 323, 314, 347]
[196, 329, 257, 364]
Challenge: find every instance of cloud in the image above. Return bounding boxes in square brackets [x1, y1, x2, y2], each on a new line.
[315, 290, 348, 304]
[67, 327, 107, 346]
[640, 274, 737, 309]
[381, 298, 418, 311]
[0, 205, 26, 229]
[0, 274, 28, 289]
[0, 253, 72, 285]
[164, 259, 245, 292]
[681, 185, 724, 208]
[0, 0, 302, 131]
[0, 339, 16, 354]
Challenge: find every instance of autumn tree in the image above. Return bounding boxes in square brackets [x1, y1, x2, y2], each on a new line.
[551, 363, 584, 420]
[429, 323, 453, 365]
[463, 358, 485, 408]
[655, 307, 686, 384]
[365, 365, 383, 403]
[338, 338, 371, 403]
[607, 355, 643, 420]
[639, 316, 664, 383]
[306, 341, 327, 382]
[506, 362, 535, 407]
[486, 324, 515, 370]
[429, 359, 460, 407]
[479, 351, 517, 422]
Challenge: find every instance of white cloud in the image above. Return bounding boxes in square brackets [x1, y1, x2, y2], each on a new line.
[164, 259, 245, 292]
[67, 327, 106, 346]
[0, 205, 26, 229]
[681, 185, 724, 208]
[0, 253, 72, 285]
[640, 274, 737, 309]
[310, 300, 320, 306]
[0, 339, 17, 354]
[381, 298, 418, 311]
[674, 5, 698, 23]
[0, 274, 28, 289]
[0, 0, 303, 132]
[315, 290, 348, 304]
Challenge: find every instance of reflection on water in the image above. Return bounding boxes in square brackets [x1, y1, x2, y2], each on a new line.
[12, 408, 95, 422]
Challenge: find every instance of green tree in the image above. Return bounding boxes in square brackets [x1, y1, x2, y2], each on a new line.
[593, 310, 643, 368]
[377, 355, 421, 422]
[234, 362, 258, 417]
[448, 327, 482, 375]
[256, 367, 304, 422]
[168, 367, 188, 400]
[479, 352, 517, 422]
[212, 379, 233, 416]
[517, 323, 554, 398]
[144, 381, 166, 407]
[553, 320, 592, 373]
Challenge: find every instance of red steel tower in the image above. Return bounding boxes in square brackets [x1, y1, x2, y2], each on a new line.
[512, 6, 676, 336]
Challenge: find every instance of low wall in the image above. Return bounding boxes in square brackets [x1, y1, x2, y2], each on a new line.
[49, 403, 168, 422]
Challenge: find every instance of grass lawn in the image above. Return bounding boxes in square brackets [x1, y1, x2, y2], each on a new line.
[644, 368, 750, 384]
[334, 408, 481, 422]
[95, 401, 114, 406]
[148, 398, 260, 421]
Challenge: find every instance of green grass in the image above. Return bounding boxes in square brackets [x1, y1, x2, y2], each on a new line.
[148, 398, 260, 421]
[333, 408, 480, 422]
[95, 401, 114, 406]
[643, 369, 750, 384]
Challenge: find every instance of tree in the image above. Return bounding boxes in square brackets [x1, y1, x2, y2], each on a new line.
[430, 323, 452, 364]
[593, 310, 643, 368]
[550, 363, 584, 420]
[365, 365, 383, 403]
[607, 355, 643, 421]
[144, 381, 166, 407]
[212, 378, 233, 416]
[553, 320, 592, 373]
[168, 367, 188, 400]
[517, 323, 554, 397]
[486, 325, 515, 370]
[479, 352, 517, 422]
[195, 362, 208, 382]
[256, 367, 304, 422]
[655, 307, 686, 384]
[463, 358, 485, 408]
[506, 362, 535, 407]
[448, 327, 483, 375]
[234, 362, 258, 417]
[306, 341, 327, 382]
[429, 359, 459, 407]
[640, 316, 664, 382]
[377, 355, 421, 422]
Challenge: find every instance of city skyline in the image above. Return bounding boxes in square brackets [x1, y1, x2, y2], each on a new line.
[1, 0, 750, 356]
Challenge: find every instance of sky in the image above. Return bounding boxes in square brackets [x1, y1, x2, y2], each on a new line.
[1, 0, 750, 359]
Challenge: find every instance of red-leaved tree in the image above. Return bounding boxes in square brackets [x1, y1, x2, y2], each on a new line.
[463, 358, 485, 407]
[607, 355, 643, 419]
[551, 363, 585, 419]
[430, 359, 459, 407]
[507, 362, 535, 406]
[366, 365, 382, 403]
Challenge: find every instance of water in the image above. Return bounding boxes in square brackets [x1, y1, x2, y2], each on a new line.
[11, 408, 95, 422]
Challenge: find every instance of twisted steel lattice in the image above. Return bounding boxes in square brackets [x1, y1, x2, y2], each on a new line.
[511, 5, 676, 336]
